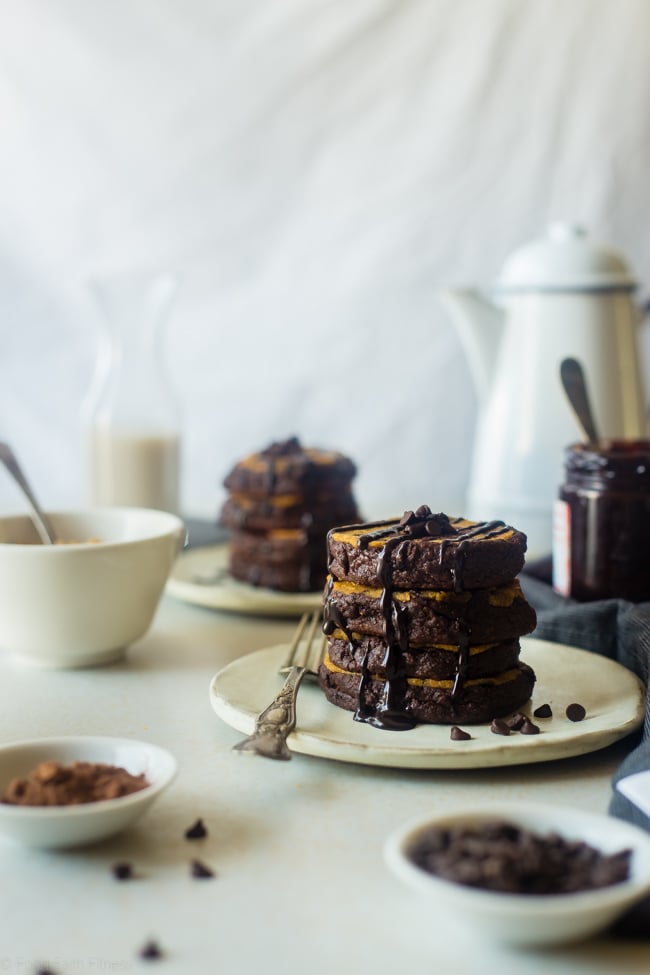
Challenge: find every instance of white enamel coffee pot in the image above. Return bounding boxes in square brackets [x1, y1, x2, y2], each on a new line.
[439, 224, 648, 557]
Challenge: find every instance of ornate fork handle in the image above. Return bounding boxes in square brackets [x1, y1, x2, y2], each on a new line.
[233, 665, 306, 761]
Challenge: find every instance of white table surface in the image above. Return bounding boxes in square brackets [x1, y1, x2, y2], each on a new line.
[0, 587, 648, 975]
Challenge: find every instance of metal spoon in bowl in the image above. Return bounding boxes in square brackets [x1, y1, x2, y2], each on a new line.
[560, 357, 600, 445]
[0, 442, 57, 544]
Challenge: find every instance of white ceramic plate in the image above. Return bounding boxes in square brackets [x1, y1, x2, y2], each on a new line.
[166, 543, 323, 617]
[209, 638, 645, 769]
[0, 736, 177, 848]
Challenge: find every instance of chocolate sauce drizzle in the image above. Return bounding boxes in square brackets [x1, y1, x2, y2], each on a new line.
[259, 437, 320, 590]
[259, 435, 303, 494]
[324, 505, 509, 731]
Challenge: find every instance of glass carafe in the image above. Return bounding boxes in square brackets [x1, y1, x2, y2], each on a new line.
[87, 271, 181, 514]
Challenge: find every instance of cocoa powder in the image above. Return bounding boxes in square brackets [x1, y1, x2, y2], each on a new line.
[1, 760, 149, 806]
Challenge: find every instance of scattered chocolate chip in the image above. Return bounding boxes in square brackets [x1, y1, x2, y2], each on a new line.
[191, 858, 215, 879]
[184, 817, 207, 840]
[450, 726, 471, 741]
[505, 712, 525, 730]
[112, 861, 134, 881]
[139, 940, 163, 961]
[490, 718, 511, 736]
[566, 702, 586, 722]
[519, 718, 540, 735]
[533, 703, 553, 719]
[35, 969, 57, 975]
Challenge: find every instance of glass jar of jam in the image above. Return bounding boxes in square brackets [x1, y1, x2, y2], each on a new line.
[553, 440, 650, 601]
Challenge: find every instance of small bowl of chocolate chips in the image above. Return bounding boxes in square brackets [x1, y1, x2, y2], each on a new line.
[0, 735, 177, 848]
[384, 801, 650, 947]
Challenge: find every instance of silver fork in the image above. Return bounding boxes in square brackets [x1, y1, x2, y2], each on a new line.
[232, 611, 326, 761]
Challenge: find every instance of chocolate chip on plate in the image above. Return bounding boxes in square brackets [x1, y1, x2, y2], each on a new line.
[490, 718, 511, 736]
[519, 718, 540, 735]
[450, 726, 471, 741]
[191, 858, 215, 879]
[505, 712, 525, 730]
[566, 702, 586, 722]
[533, 703, 553, 719]
[184, 817, 207, 840]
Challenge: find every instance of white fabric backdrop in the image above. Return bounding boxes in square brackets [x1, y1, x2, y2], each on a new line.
[1, 0, 649, 521]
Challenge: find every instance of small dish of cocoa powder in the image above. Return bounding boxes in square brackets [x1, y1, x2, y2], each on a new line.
[0, 736, 177, 849]
[385, 801, 650, 948]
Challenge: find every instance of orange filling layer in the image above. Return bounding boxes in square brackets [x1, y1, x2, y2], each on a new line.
[327, 629, 499, 655]
[329, 577, 522, 607]
[323, 652, 521, 689]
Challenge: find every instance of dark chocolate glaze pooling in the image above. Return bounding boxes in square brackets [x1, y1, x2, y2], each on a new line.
[323, 506, 511, 730]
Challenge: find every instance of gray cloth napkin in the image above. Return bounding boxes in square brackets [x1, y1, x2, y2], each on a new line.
[520, 569, 650, 939]
[520, 571, 650, 826]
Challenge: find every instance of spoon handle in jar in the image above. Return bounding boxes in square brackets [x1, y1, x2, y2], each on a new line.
[560, 358, 600, 445]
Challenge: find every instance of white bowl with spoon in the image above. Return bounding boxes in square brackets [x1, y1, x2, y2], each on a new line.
[0, 441, 186, 668]
[0, 507, 185, 667]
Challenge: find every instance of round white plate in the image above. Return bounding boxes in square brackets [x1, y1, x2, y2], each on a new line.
[166, 543, 323, 617]
[209, 638, 645, 769]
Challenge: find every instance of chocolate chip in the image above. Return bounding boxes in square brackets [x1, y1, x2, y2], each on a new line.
[191, 858, 215, 879]
[566, 703, 586, 722]
[490, 718, 511, 736]
[424, 512, 456, 536]
[533, 703, 552, 718]
[450, 726, 471, 741]
[112, 861, 134, 881]
[261, 437, 301, 458]
[519, 718, 540, 735]
[184, 818, 207, 840]
[505, 712, 525, 730]
[139, 940, 163, 961]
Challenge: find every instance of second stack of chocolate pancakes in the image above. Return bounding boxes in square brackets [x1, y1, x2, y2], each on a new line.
[221, 437, 360, 592]
[320, 505, 537, 728]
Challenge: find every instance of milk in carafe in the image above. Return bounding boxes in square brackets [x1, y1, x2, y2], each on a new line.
[86, 271, 181, 514]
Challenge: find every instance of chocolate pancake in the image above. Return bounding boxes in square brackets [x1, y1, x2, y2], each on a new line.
[323, 577, 536, 645]
[327, 508, 527, 591]
[224, 436, 357, 499]
[222, 490, 359, 533]
[221, 436, 360, 593]
[229, 528, 328, 592]
[326, 633, 523, 681]
[319, 654, 536, 726]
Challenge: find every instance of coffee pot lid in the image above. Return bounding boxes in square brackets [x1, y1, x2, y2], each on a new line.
[496, 223, 637, 292]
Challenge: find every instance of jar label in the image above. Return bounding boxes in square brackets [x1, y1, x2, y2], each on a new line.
[552, 499, 571, 596]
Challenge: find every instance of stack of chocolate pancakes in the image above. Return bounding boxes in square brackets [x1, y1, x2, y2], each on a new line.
[319, 506, 537, 728]
[221, 437, 360, 592]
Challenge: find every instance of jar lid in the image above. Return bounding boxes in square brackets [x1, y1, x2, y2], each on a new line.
[496, 224, 637, 293]
[565, 440, 650, 481]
